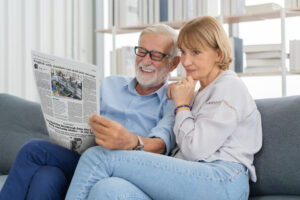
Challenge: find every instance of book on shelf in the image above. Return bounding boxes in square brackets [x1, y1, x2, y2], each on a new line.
[112, 46, 136, 77]
[109, 0, 141, 28]
[246, 58, 281, 67]
[246, 51, 281, 59]
[108, 0, 113, 27]
[148, 0, 154, 24]
[173, 0, 183, 21]
[244, 44, 281, 53]
[245, 3, 281, 14]
[154, 0, 160, 23]
[289, 40, 300, 72]
[201, 0, 219, 17]
[229, 37, 244, 73]
[114, 0, 120, 27]
[168, 0, 174, 22]
[110, 51, 116, 75]
[116, 48, 122, 75]
[108, 0, 221, 27]
[140, 0, 148, 25]
[245, 66, 281, 73]
[119, 0, 140, 27]
[222, 0, 245, 16]
[159, 0, 168, 22]
[183, 0, 197, 20]
[285, 0, 300, 9]
[231, 0, 246, 15]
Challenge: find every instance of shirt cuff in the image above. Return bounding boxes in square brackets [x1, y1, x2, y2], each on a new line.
[174, 110, 194, 142]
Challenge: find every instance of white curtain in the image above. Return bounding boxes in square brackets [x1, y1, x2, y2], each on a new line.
[0, 0, 94, 102]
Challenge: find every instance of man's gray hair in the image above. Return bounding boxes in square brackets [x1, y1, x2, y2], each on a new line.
[138, 24, 178, 58]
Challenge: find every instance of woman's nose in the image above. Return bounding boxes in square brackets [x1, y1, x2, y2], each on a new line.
[181, 55, 192, 67]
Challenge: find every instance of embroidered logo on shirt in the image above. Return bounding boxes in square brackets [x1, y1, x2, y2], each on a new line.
[206, 100, 237, 112]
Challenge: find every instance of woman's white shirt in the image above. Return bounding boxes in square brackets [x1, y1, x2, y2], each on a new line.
[173, 70, 262, 182]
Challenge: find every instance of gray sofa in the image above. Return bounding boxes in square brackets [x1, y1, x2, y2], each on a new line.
[0, 93, 300, 199]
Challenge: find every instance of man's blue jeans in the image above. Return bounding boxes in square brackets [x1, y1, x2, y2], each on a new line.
[0, 139, 80, 200]
[66, 146, 250, 200]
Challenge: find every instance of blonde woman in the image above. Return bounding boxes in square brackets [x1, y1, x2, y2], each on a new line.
[66, 16, 262, 200]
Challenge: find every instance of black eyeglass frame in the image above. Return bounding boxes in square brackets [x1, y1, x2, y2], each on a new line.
[134, 46, 171, 61]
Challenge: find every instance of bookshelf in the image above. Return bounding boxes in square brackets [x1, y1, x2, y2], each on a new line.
[96, 4, 300, 96]
[168, 70, 300, 81]
[96, 9, 300, 34]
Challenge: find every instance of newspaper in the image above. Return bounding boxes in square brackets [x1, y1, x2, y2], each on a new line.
[32, 50, 100, 154]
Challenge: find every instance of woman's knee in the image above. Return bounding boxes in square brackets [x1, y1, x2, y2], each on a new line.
[88, 177, 151, 200]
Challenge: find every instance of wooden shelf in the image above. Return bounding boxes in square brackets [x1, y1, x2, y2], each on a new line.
[169, 71, 300, 81]
[96, 9, 300, 34]
[96, 21, 185, 34]
[223, 9, 300, 24]
[238, 71, 300, 77]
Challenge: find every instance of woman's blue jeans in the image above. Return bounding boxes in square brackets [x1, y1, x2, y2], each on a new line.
[66, 146, 249, 200]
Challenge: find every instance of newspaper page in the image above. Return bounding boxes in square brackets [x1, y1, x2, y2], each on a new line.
[32, 50, 100, 154]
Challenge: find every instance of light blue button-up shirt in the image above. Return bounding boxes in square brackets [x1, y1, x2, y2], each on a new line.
[100, 76, 176, 155]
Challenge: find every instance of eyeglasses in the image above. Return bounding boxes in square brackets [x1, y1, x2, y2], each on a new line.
[134, 46, 171, 62]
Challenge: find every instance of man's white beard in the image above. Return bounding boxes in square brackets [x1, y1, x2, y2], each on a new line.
[135, 62, 170, 88]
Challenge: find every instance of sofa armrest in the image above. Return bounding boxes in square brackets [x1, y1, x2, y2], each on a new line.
[0, 93, 49, 174]
[251, 96, 300, 197]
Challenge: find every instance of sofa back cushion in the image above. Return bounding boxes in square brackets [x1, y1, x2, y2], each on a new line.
[0, 93, 49, 174]
[250, 96, 300, 196]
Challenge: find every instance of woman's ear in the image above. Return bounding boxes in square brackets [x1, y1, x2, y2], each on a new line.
[169, 56, 181, 72]
[216, 49, 222, 63]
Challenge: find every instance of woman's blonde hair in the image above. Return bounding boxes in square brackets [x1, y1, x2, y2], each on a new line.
[177, 16, 232, 70]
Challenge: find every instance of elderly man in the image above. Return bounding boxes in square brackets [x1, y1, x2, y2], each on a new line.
[0, 24, 180, 200]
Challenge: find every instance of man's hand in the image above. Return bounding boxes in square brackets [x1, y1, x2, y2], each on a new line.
[88, 115, 138, 150]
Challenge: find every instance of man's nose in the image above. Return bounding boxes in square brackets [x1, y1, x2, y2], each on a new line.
[142, 53, 152, 66]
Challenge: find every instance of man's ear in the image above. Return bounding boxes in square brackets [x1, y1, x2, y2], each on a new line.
[168, 56, 181, 72]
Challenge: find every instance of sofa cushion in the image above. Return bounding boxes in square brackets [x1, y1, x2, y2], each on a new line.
[0, 94, 49, 174]
[250, 96, 300, 196]
[250, 196, 300, 200]
[0, 175, 7, 191]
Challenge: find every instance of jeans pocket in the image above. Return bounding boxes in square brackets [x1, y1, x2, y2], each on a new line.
[214, 161, 241, 179]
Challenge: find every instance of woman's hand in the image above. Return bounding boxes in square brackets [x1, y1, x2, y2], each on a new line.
[168, 76, 197, 107]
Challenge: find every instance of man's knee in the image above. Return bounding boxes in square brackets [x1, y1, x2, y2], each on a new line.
[27, 166, 68, 200]
[18, 139, 48, 155]
[16, 139, 43, 160]
[33, 166, 67, 187]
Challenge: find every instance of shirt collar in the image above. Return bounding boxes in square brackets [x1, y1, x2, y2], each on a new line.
[125, 77, 168, 102]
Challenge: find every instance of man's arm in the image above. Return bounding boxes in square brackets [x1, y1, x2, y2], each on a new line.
[137, 136, 166, 154]
[89, 115, 166, 154]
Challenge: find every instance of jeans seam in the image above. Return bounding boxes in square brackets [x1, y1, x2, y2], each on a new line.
[76, 159, 104, 200]
[114, 155, 230, 182]
[117, 193, 150, 200]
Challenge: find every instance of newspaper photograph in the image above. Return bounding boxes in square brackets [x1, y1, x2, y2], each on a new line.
[32, 50, 100, 154]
